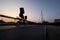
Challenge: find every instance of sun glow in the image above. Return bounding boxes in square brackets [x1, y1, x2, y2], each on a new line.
[0, 17, 19, 23]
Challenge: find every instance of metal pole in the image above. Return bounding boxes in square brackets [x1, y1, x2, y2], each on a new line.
[41, 10, 43, 23]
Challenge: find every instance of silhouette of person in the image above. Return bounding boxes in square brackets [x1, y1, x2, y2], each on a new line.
[19, 7, 25, 19]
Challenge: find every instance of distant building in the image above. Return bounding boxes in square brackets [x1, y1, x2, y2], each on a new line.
[55, 19, 60, 23]
[0, 20, 5, 23]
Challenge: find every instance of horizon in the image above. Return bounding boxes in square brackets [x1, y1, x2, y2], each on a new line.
[0, 0, 60, 23]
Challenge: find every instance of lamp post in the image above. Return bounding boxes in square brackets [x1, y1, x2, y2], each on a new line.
[41, 10, 43, 23]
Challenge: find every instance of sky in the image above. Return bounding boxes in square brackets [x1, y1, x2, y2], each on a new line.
[0, 0, 60, 23]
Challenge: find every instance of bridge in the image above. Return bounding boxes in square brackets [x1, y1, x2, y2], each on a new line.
[0, 14, 22, 20]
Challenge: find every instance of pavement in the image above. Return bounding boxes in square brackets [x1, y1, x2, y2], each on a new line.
[46, 25, 60, 40]
[0, 25, 46, 40]
[0, 25, 60, 40]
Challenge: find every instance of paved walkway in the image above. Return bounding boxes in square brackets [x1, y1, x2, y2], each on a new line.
[0, 25, 46, 40]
